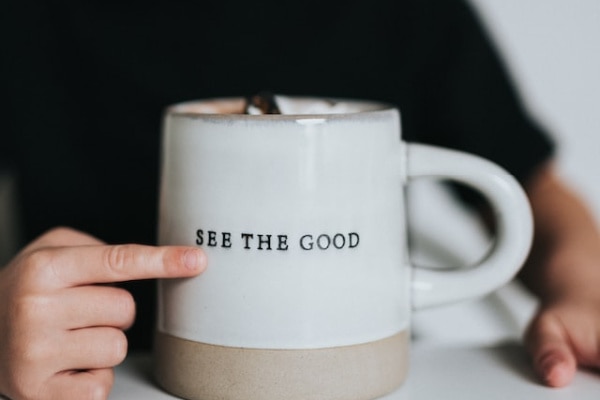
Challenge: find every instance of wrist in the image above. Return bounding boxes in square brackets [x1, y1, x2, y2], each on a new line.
[521, 230, 600, 303]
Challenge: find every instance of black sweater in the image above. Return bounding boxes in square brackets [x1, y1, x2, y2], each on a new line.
[0, 0, 553, 349]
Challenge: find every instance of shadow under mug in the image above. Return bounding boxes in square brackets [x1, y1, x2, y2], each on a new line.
[154, 97, 533, 400]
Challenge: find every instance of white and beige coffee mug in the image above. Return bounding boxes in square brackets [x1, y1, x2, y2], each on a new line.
[155, 96, 533, 400]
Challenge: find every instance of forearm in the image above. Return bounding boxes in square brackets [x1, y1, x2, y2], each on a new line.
[519, 163, 600, 303]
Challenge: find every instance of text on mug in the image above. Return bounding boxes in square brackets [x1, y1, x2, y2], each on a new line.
[195, 230, 360, 251]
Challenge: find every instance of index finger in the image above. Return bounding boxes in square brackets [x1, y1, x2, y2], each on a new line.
[35, 244, 206, 288]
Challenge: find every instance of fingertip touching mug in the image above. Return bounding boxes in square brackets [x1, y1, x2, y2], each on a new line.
[154, 96, 533, 400]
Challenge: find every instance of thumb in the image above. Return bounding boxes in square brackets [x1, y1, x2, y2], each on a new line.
[525, 312, 577, 387]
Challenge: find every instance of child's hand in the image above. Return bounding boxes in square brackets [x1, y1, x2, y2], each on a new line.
[0, 227, 206, 400]
[525, 297, 600, 387]
[518, 164, 600, 387]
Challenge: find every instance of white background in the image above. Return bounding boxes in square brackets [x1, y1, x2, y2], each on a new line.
[469, 0, 600, 219]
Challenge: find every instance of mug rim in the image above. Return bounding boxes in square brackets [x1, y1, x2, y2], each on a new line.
[165, 96, 398, 121]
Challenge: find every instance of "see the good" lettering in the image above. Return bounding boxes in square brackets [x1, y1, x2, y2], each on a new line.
[195, 230, 359, 251]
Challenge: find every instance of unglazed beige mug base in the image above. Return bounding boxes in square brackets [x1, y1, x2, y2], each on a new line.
[154, 330, 408, 400]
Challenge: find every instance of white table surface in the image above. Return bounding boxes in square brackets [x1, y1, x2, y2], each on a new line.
[113, 345, 600, 400]
[110, 282, 600, 399]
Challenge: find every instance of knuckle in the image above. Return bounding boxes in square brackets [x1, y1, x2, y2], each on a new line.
[20, 336, 54, 366]
[20, 249, 53, 279]
[45, 226, 77, 238]
[32, 226, 72, 245]
[13, 295, 52, 327]
[20, 248, 70, 289]
[104, 245, 136, 276]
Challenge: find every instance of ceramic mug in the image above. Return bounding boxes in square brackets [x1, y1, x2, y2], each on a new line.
[154, 97, 533, 400]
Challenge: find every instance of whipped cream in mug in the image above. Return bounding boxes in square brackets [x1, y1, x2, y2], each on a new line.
[172, 93, 381, 116]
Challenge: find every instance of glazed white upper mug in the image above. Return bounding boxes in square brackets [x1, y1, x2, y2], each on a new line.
[154, 96, 533, 400]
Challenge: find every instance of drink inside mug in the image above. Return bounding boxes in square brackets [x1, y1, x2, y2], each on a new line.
[169, 94, 389, 116]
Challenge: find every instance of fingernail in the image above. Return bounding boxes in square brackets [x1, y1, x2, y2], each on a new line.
[184, 249, 206, 271]
[540, 356, 568, 387]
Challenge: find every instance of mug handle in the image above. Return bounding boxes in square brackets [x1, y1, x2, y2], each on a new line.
[406, 143, 533, 309]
